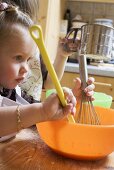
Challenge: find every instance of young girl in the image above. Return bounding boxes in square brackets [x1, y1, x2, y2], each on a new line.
[6, 0, 75, 102]
[0, 2, 77, 141]
[8, 0, 95, 103]
[0, 2, 94, 142]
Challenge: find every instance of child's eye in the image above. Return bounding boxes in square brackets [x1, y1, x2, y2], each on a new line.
[15, 55, 22, 61]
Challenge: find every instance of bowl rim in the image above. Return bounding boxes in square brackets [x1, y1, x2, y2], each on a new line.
[37, 119, 114, 128]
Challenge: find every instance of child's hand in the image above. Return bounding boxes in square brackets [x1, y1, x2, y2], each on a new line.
[42, 88, 76, 121]
[72, 77, 95, 104]
[57, 38, 80, 57]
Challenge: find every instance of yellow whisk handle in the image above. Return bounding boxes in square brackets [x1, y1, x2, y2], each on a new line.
[29, 25, 75, 123]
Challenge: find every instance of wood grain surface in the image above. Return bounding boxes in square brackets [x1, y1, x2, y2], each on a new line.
[0, 126, 114, 170]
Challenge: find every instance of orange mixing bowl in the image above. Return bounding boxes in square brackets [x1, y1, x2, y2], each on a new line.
[36, 106, 114, 160]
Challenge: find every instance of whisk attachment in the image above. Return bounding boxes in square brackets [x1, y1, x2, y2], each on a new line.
[76, 54, 100, 125]
[76, 93, 100, 125]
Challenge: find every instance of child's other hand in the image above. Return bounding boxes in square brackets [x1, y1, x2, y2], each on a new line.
[58, 38, 80, 57]
[42, 88, 76, 121]
[72, 77, 95, 103]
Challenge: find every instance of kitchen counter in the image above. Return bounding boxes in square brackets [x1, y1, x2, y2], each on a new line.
[65, 62, 114, 77]
[0, 126, 114, 170]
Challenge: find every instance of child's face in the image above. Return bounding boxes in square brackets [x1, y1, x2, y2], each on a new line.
[0, 24, 36, 89]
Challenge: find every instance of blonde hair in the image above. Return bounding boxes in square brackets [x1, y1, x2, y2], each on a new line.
[0, 2, 33, 42]
[1, 0, 39, 23]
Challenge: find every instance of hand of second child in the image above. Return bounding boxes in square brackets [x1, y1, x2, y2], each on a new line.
[57, 38, 80, 57]
[41, 88, 76, 121]
[72, 77, 95, 104]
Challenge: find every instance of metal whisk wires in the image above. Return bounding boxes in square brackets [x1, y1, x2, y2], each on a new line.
[76, 54, 100, 125]
[76, 92, 100, 125]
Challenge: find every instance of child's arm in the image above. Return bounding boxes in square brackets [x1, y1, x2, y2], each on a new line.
[43, 38, 80, 89]
[0, 103, 42, 136]
[0, 89, 76, 137]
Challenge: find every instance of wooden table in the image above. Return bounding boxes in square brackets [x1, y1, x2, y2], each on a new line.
[0, 126, 114, 170]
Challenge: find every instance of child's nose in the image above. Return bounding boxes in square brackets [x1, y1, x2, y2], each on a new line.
[20, 62, 29, 74]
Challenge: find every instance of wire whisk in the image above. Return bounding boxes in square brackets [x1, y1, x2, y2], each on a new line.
[75, 54, 100, 125]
